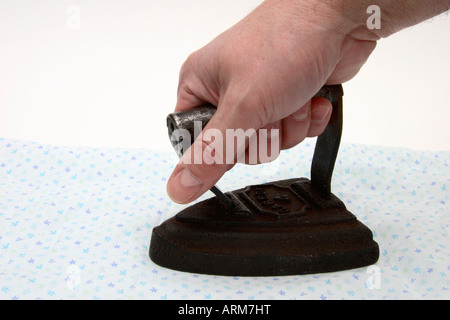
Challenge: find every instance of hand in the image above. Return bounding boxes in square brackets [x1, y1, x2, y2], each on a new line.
[168, 0, 438, 204]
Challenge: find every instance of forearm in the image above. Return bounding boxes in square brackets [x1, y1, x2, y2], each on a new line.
[339, 0, 450, 38]
[263, 0, 450, 40]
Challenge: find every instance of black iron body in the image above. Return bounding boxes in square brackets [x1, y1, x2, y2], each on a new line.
[150, 85, 379, 276]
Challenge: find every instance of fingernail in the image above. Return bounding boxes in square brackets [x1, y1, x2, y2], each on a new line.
[168, 167, 203, 203]
[311, 105, 330, 123]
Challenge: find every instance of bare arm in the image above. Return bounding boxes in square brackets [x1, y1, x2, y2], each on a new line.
[167, 0, 450, 204]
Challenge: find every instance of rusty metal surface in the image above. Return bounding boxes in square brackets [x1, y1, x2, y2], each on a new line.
[150, 178, 379, 276]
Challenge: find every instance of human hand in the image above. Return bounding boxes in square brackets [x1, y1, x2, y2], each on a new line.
[166, 0, 378, 204]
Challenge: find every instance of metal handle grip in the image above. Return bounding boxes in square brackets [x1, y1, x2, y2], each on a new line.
[166, 84, 343, 198]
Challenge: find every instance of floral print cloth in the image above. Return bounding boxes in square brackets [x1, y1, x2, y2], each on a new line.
[0, 137, 449, 299]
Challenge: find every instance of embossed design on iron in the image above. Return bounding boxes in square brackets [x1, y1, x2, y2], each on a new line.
[242, 184, 307, 218]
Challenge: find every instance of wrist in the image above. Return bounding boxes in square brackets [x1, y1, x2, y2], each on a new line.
[259, 0, 377, 41]
[315, 0, 450, 39]
[271, 0, 450, 40]
[338, 0, 450, 39]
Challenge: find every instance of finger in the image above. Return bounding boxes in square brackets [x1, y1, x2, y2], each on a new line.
[280, 100, 311, 150]
[175, 84, 208, 112]
[166, 141, 235, 204]
[174, 51, 220, 113]
[238, 121, 282, 165]
[167, 97, 260, 204]
[307, 97, 333, 137]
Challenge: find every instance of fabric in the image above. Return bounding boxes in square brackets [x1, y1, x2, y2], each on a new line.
[0, 137, 449, 300]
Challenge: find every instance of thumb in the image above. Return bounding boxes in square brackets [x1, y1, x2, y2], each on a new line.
[166, 99, 262, 204]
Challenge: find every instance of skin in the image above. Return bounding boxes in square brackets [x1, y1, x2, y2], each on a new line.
[167, 0, 450, 204]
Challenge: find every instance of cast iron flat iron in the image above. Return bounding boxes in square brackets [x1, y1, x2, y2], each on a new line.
[150, 85, 379, 276]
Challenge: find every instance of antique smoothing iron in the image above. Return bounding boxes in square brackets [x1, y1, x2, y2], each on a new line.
[149, 85, 379, 276]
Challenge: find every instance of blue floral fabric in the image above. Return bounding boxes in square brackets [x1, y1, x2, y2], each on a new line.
[0, 137, 449, 299]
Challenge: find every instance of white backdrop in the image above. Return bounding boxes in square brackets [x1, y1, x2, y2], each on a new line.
[1, 0, 449, 151]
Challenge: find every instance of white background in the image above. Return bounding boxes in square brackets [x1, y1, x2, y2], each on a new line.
[1, 0, 449, 151]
